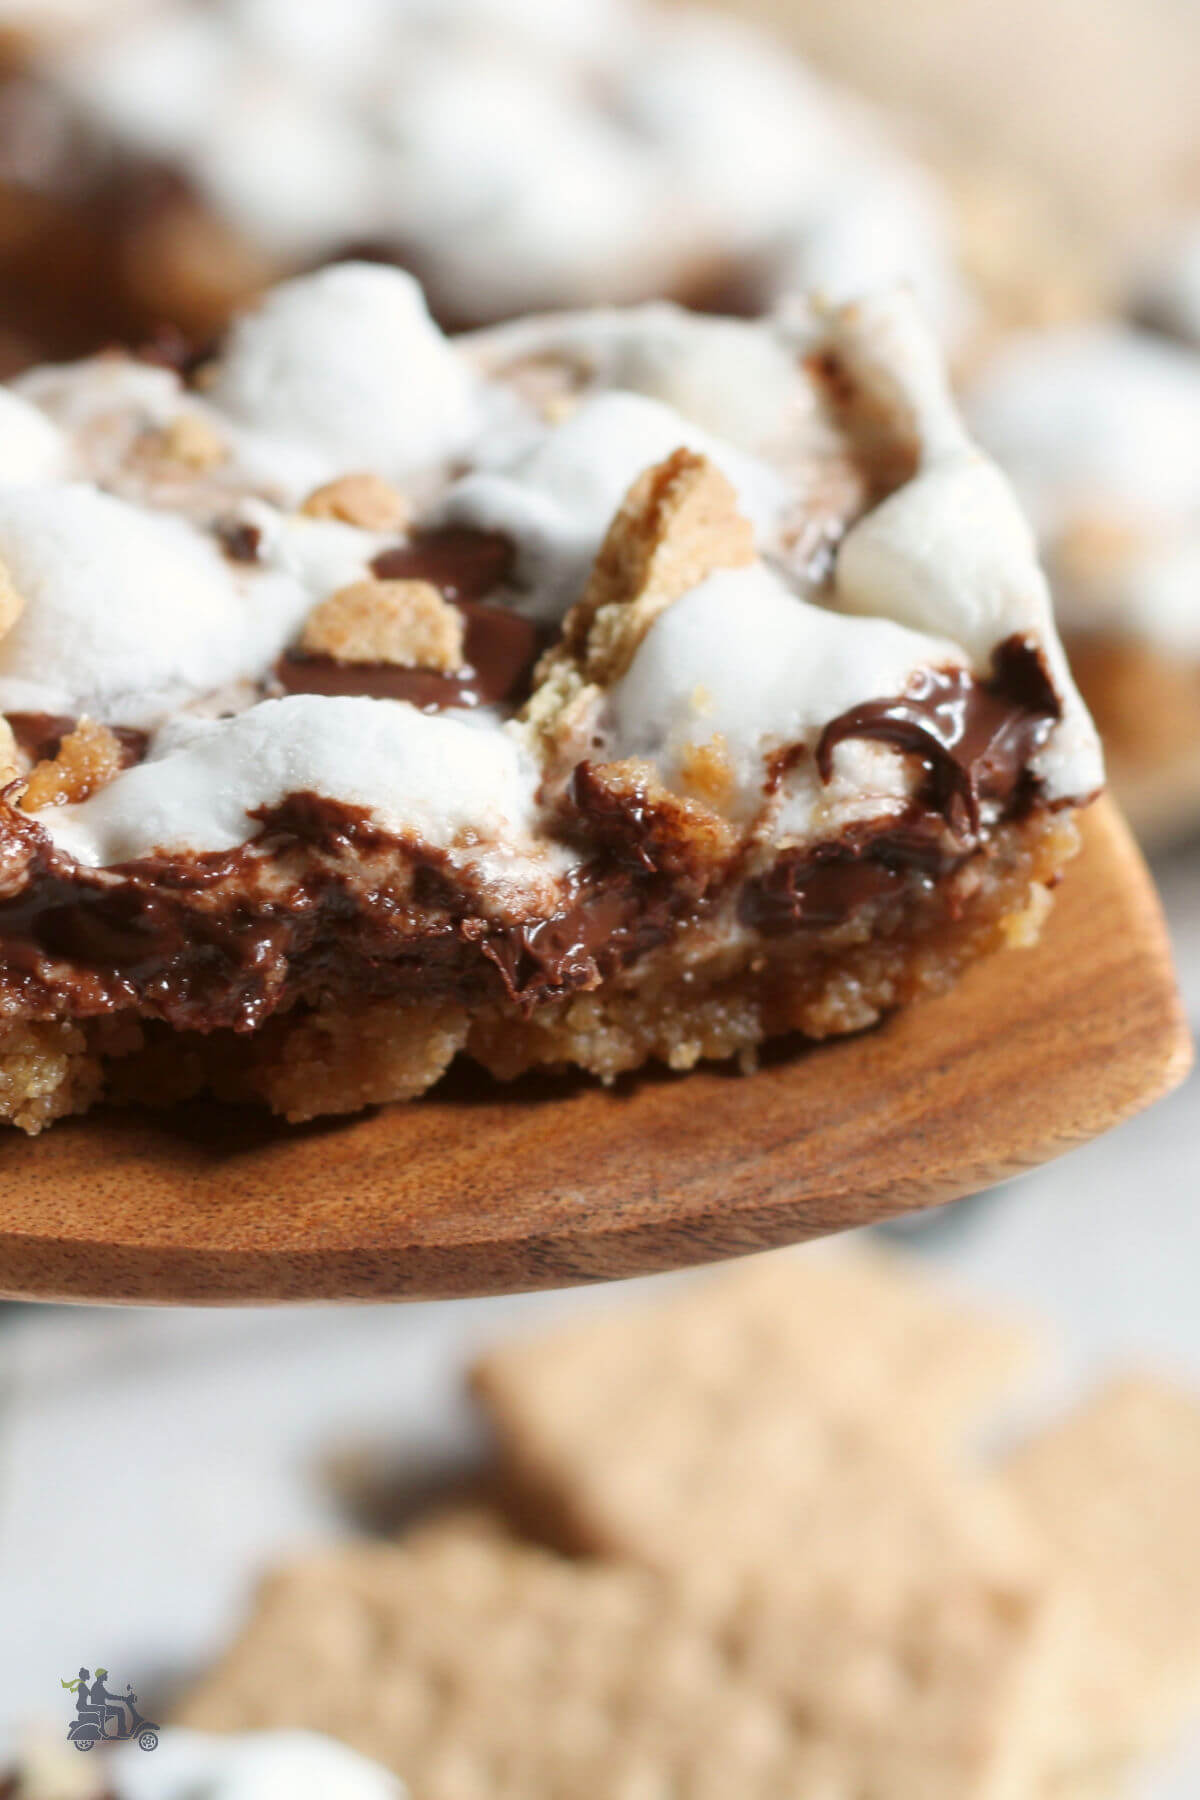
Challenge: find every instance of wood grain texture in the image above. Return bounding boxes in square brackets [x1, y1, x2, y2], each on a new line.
[0, 797, 1189, 1307]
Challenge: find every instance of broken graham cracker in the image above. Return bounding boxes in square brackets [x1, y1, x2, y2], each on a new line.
[300, 578, 465, 671]
[1005, 1375, 1200, 1773]
[177, 1509, 1070, 1800]
[300, 472, 412, 531]
[19, 718, 127, 811]
[473, 1250, 1039, 1582]
[524, 448, 754, 753]
[152, 410, 228, 471]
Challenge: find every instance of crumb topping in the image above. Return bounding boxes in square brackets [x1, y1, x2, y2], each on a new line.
[299, 579, 465, 672]
[300, 474, 412, 532]
[20, 717, 127, 811]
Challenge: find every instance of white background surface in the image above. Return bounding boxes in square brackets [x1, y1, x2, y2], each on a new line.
[0, 835, 1197, 1793]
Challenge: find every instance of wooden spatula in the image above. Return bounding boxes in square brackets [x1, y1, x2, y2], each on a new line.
[0, 796, 1188, 1306]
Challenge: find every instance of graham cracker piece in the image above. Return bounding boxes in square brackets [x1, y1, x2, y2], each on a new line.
[178, 1508, 1068, 1800]
[301, 578, 464, 671]
[19, 718, 126, 811]
[473, 1250, 1038, 1588]
[1005, 1374, 1200, 1769]
[153, 411, 228, 471]
[300, 473, 412, 532]
[244, 997, 470, 1121]
[565, 446, 756, 684]
[524, 448, 754, 757]
[568, 755, 736, 876]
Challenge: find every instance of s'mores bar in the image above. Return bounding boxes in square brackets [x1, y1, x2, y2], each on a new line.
[966, 295, 1200, 842]
[0, 0, 962, 365]
[0, 263, 1101, 1131]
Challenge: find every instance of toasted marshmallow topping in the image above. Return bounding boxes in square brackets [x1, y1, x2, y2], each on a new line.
[0, 485, 312, 724]
[24, 0, 963, 329]
[604, 563, 963, 824]
[106, 1728, 405, 1799]
[439, 389, 788, 623]
[0, 391, 67, 483]
[0, 263, 1097, 890]
[209, 265, 479, 489]
[46, 696, 548, 886]
[966, 324, 1200, 653]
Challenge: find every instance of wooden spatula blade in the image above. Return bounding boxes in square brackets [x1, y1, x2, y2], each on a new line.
[0, 797, 1188, 1305]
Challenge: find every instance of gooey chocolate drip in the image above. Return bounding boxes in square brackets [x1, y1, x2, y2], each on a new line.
[816, 636, 1060, 832]
[275, 527, 540, 712]
[741, 636, 1061, 934]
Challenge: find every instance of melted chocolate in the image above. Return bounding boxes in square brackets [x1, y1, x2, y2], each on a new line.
[370, 526, 515, 602]
[816, 635, 1060, 833]
[214, 516, 263, 563]
[0, 639, 1066, 1031]
[741, 637, 1061, 932]
[740, 818, 951, 934]
[469, 872, 679, 1010]
[0, 799, 463, 1029]
[0, 795, 675, 1029]
[279, 526, 537, 711]
[274, 652, 486, 712]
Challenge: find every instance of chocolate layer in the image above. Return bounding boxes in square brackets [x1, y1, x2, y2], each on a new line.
[742, 636, 1061, 932]
[0, 642, 1065, 1031]
[370, 526, 515, 601]
[816, 636, 1060, 831]
[0, 796, 687, 1029]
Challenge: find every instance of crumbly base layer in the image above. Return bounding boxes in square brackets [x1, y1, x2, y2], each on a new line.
[0, 810, 1079, 1133]
[1067, 634, 1200, 846]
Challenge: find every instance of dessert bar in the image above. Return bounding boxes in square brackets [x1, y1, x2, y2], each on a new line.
[0, 262, 1102, 1129]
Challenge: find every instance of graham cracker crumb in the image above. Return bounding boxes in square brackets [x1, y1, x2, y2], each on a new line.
[20, 718, 126, 811]
[0, 1019, 103, 1133]
[525, 448, 755, 756]
[300, 579, 465, 671]
[154, 411, 227, 471]
[300, 473, 412, 532]
[566, 446, 755, 685]
[679, 732, 736, 807]
[571, 755, 736, 876]
[999, 880, 1054, 948]
[244, 998, 470, 1121]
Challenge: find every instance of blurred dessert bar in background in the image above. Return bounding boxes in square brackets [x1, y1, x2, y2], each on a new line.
[967, 229, 1200, 844]
[0, 0, 965, 366]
